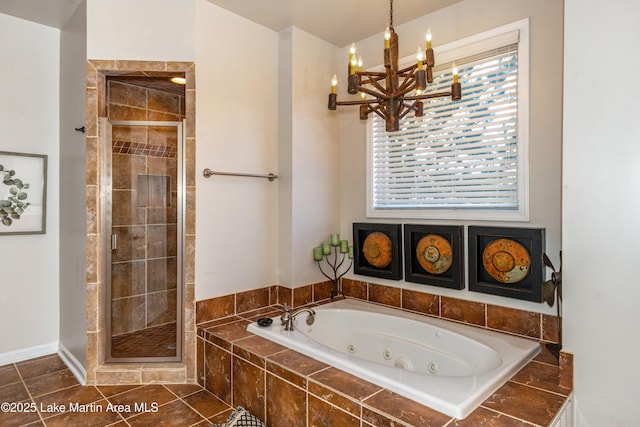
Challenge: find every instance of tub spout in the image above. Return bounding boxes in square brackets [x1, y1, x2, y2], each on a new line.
[281, 306, 315, 331]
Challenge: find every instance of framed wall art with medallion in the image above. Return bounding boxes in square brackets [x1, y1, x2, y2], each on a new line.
[404, 224, 464, 289]
[0, 151, 47, 235]
[353, 223, 402, 280]
[468, 226, 545, 302]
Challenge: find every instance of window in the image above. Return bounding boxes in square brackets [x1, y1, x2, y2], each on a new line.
[367, 20, 529, 221]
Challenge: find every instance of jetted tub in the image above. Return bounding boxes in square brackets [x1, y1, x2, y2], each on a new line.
[247, 298, 540, 419]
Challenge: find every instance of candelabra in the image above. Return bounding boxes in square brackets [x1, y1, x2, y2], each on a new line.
[313, 233, 353, 300]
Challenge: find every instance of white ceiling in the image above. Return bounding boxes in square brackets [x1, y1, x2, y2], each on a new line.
[0, 0, 461, 47]
[0, 0, 83, 29]
[204, 0, 463, 47]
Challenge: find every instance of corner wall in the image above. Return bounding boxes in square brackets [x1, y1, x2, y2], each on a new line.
[278, 27, 341, 288]
[59, 0, 88, 373]
[0, 13, 61, 362]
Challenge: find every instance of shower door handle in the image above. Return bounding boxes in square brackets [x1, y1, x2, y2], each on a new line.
[111, 234, 117, 251]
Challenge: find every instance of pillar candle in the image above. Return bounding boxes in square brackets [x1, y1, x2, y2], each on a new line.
[340, 240, 348, 253]
[331, 233, 340, 246]
[313, 246, 323, 261]
[322, 242, 331, 255]
[348, 246, 354, 259]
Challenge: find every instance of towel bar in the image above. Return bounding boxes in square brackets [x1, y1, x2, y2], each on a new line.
[202, 168, 278, 182]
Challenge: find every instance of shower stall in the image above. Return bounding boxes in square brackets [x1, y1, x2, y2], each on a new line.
[86, 62, 195, 383]
[97, 76, 187, 363]
[102, 118, 185, 362]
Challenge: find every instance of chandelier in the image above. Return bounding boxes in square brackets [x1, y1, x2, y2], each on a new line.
[327, 0, 462, 132]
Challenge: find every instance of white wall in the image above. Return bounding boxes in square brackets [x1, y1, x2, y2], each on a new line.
[338, 0, 564, 315]
[563, 0, 640, 424]
[278, 27, 341, 287]
[59, 1, 88, 369]
[0, 13, 60, 359]
[194, 1, 279, 298]
[86, 0, 194, 61]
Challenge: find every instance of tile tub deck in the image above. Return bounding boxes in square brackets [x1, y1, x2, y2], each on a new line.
[197, 303, 572, 427]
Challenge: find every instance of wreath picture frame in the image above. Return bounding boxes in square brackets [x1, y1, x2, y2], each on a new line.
[0, 151, 47, 235]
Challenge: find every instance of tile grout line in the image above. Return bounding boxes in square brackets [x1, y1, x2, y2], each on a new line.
[508, 378, 571, 398]
[477, 404, 542, 426]
[94, 384, 134, 426]
[162, 384, 232, 423]
[13, 361, 46, 426]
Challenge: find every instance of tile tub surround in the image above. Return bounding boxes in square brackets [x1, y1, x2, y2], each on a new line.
[196, 279, 561, 344]
[196, 305, 572, 426]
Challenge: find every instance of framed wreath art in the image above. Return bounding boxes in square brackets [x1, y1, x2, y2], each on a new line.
[0, 151, 47, 235]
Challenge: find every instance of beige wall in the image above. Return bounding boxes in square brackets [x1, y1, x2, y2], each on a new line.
[338, 0, 564, 315]
[0, 13, 61, 361]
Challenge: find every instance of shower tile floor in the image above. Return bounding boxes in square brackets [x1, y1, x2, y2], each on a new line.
[0, 354, 232, 426]
[111, 323, 177, 359]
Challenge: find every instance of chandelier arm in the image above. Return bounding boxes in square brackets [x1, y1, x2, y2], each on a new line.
[399, 101, 418, 119]
[369, 105, 388, 121]
[398, 64, 418, 75]
[397, 76, 416, 94]
[358, 86, 390, 100]
[358, 71, 387, 78]
[359, 75, 388, 92]
[395, 84, 420, 98]
[360, 76, 388, 86]
[406, 90, 453, 101]
[335, 99, 379, 106]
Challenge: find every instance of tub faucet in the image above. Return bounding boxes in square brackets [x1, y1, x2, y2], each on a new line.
[280, 304, 315, 331]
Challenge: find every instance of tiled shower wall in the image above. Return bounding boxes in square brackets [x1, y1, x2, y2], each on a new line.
[85, 60, 196, 385]
[108, 80, 183, 337]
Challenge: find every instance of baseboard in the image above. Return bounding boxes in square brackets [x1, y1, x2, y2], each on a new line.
[0, 341, 58, 366]
[58, 342, 87, 385]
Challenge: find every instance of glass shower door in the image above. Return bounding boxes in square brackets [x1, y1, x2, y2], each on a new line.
[105, 119, 184, 362]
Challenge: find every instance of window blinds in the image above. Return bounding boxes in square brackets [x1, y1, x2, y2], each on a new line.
[371, 43, 520, 210]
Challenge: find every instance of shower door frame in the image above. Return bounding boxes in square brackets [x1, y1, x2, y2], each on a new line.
[102, 118, 186, 364]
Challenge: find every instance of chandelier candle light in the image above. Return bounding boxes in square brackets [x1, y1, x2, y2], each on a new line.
[313, 233, 354, 300]
[328, 0, 462, 132]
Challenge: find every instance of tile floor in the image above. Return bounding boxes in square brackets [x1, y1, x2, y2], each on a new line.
[0, 354, 232, 427]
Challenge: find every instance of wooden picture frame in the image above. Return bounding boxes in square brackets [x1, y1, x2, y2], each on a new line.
[404, 224, 464, 289]
[353, 223, 402, 280]
[468, 226, 545, 302]
[0, 151, 47, 235]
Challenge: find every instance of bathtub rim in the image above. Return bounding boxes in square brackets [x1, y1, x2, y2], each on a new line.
[247, 297, 541, 419]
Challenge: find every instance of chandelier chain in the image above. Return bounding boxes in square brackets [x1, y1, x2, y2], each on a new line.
[389, 0, 394, 27]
